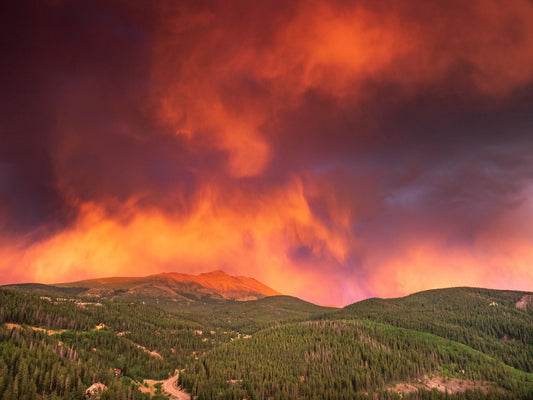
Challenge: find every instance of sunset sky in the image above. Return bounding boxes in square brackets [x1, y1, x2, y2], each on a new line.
[2, 0, 533, 306]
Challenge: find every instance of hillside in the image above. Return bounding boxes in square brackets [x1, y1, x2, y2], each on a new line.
[5, 270, 281, 304]
[181, 295, 335, 333]
[174, 287, 533, 399]
[1, 282, 533, 399]
[332, 287, 533, 373]
[0, 288, 218, 399]
[179, 320, 533, 399]
[1, 271, 329, 334]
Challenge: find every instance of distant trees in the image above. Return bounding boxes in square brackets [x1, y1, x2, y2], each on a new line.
[333, 287, 533, 373]
[179, 320, 533, 399]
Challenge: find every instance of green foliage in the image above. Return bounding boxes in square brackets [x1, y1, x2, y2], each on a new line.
[1, 286, 532, 399]
[0, 288, 219, 398]
[0, 324, 144, 399]
[179, 320, 533, 399]
[332, 287, 533, 373]
[172, 295, 333, 333]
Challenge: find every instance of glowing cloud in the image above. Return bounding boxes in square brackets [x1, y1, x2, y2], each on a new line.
[2, 0, 533, 305]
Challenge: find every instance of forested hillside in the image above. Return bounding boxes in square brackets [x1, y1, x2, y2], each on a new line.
[178, 320, 533, 399]
[0, 289, 222, 399]
[332, 287, 533, 373]
[172, 295, 333, 333]
[1, 285, 532, 399]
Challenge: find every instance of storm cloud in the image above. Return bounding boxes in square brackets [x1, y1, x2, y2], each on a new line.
[1, 0, 533, 305]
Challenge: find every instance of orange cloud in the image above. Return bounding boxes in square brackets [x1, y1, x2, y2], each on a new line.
[367, 187, 533, 298]
[6, 179, 533, 306]
[149, 0, 533, 177]
[3, 181, 533, 306]
[0, 178, 351, 303]
[3, 0, 533, 306]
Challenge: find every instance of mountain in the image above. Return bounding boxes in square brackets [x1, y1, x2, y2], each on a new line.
[43, 270, 282, 303]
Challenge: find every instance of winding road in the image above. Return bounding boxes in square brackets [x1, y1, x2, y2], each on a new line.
[162, 372, 191, 400]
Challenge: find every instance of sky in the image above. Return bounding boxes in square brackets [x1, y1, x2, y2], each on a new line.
[1, 0, 533, 306]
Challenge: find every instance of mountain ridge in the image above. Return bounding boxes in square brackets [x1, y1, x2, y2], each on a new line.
[51, 269, 282, 302]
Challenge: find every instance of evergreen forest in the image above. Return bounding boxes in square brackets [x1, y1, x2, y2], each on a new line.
[1, 284, 532, 399]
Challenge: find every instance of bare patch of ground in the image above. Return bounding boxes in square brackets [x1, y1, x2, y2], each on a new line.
[131, 342, 161, 358]
[501, 333, 516, 343]
[388, 375, 504, 395]
[516, 294, 533, 309]
[138, 379, 162, 396]
[115, 331, 162, 358]
[124, 338, 162, 358]
[4, 323, 67, 335]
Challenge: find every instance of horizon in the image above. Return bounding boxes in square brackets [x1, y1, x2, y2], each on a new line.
[2, 269, 531, 308]
[2, 1, 533, 306]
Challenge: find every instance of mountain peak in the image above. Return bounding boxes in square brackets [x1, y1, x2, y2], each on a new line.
[56, 270, 281, 302]
[159, 270, 282, 299]
[198, 270, 229, 277]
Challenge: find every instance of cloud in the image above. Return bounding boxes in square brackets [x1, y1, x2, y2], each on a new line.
[149, 0, 533, 175]
[0, 178, 353, 304]
[1, 0, 533, 305]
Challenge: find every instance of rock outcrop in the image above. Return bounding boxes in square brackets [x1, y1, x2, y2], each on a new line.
[86, 382, 107, 399]
[515, 295, 533, 309]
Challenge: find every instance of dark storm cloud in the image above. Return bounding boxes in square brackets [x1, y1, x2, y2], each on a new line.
[0, 1, 213, 233]
[1, 1, 148, 231]
[1, 0, 533, 304]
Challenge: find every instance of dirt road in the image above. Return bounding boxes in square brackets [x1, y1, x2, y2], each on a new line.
[162, 372, 190, 400]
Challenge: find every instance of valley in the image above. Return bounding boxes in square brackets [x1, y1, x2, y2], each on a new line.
[1, 272, 532, 399]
